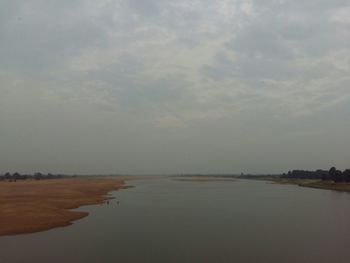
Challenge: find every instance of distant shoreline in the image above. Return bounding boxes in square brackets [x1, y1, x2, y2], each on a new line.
[270, 178, 350, 192]
[0, 178, 128, 237]
[173, 176, 237, 182]
[175, 174, 350, 193]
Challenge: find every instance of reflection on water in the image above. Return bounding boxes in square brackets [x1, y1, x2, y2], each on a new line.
[1, 178, 350, 263]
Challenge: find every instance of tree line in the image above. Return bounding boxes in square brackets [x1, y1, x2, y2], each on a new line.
[281, 167, 350, 183]
[0, 172, 64, 182]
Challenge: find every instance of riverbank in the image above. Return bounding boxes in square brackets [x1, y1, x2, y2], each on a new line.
[272, 178, 350, 192]
[0, 178, 127, 236]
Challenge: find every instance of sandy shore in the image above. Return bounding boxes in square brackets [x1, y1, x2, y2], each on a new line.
[0, 178, 126, 236]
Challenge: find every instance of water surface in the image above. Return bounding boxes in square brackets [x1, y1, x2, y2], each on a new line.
[1, 178, 350, 263]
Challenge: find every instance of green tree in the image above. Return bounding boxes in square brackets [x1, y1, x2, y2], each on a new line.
[329, 167, 337, 181]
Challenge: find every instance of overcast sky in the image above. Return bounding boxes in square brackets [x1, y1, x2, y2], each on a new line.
[0, 0, 349, 174]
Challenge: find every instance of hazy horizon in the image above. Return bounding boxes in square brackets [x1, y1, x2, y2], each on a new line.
[1, 1, 349, 175]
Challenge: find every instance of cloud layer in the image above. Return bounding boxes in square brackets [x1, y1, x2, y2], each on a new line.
[0, 0, 349, 174]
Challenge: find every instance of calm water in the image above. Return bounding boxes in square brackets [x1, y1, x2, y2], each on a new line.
[1, 178, 350, 263]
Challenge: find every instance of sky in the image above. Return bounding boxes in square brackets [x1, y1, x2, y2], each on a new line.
[0, 0, 349, 174]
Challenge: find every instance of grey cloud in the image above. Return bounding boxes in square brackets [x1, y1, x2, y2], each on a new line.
[126, 0, 161, 16]
[0, 1, 109, 74]
[228, 25, 292, 60]
[0, 0, 349, 174]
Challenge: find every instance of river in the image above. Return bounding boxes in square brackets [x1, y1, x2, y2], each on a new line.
[1, 178, 350, 263]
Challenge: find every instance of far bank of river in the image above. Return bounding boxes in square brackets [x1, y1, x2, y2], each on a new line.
[270, 178, 350, 192]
